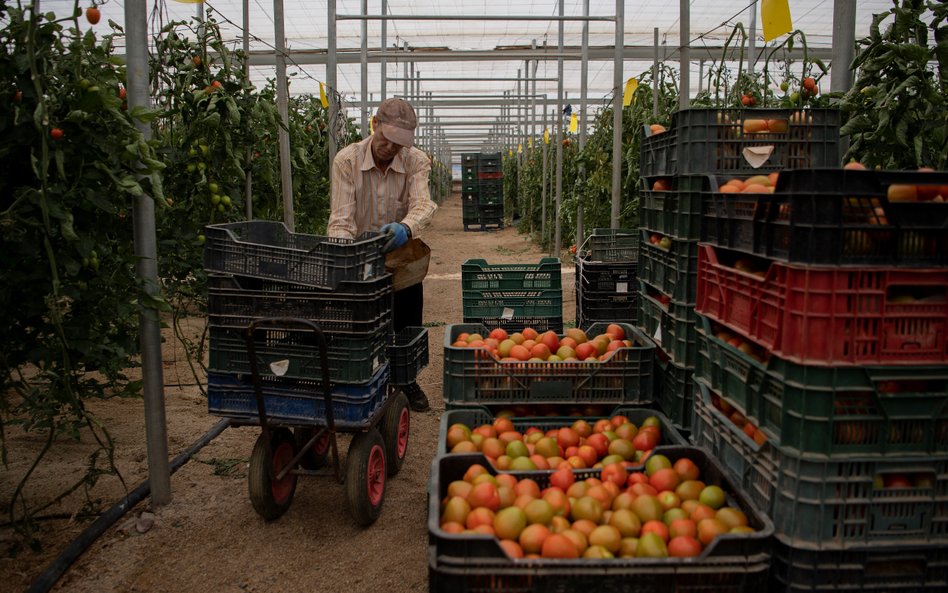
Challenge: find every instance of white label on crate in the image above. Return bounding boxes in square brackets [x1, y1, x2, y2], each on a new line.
[616, 282, 628, 294]
[270, 359, 290, 376]
[653, 324, 663, 345]
[363, 262, 374, 280]
[373, 356, 380, 371]
[743, 145, 775, 169]
[501, 307, 515, 320]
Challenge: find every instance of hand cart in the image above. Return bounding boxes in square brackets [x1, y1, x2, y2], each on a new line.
[237, 316, 417, 526]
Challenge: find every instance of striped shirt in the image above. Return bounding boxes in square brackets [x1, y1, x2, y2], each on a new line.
[327, 135, 438, 239]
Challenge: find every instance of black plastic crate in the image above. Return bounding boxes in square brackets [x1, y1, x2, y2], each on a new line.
[443, 322, 652, 407]
[429, 446, 775, 593]
[387, 326, 429, 386]
[206, 274, 393, 336]
[461, 192, 478, 205]
[640, 108, 841, 177]
[770, 538, 948, 592]
[478, 193, 504, 207]
[462, 181, 479, 193]
[586, 228, 639, 263]
[207, 363, 390, 427]
[203, 221, 386, 289]
[712, 168, 948, 266]
[576, 257, 638, 293]
[576, 289, 638, 329]
[462, 153, 479, 165]
[208, 322, 390, 384]
[574, 259, 638, 328]
[640, 231, 700, 304]
[462, 168, 478, 182]
[637, 279, 698, 368]
[655, 347, 696, 433]
[640, 174, 710, 241]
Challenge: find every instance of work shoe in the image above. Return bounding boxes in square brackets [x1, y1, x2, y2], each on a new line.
[403, 383, 430, 412]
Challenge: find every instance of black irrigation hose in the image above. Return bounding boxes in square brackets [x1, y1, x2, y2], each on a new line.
[27, 418, 232, 593]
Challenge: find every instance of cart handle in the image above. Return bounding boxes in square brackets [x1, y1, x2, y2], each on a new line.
[243, 316, 340, 481]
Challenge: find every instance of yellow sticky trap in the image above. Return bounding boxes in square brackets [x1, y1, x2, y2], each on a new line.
[517, 143, 523, 154]
[761, 0, 793, 42]
[369, 116, 374, 134]
[544, 129, 550, 145]
[508, 149, 514, 157]
[569, 113, 578, 134]
[319, 82, 329, 108]
[528, 137, 534, 149]
[623, 78, 638, 107]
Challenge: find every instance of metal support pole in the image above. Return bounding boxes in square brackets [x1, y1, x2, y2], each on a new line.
[653, 27, 659, 116]
[680, 0, 690, 109]
[577, 0, 589, 247]
[554, 0, 565, 256]
[541, 106, 548, 244]
[274, 0, 294, 229]
[748, 2, 757, 75]
[610, 0, 623, 228]
[403, 42, 409, 98]
[360, 0, 368, 138]
[380, 0, 387, 101]
[125, 0, 170, 506]
[831, 0, 857, 93]
[698, 59, 704, 95]
[327, 0, 338, 172]
[243, 0, 253, 219]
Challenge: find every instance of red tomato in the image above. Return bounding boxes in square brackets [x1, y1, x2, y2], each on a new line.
[50, 127, 64, 140]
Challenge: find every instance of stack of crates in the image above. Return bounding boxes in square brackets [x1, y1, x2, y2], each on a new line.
[574, 228, 639, 329]
[200, 221, 396, 426]
[687, 168, 948, 591]
[638, 107, 842, 435]
[461, 152, 504, 231]
[460, 257, 563, 333]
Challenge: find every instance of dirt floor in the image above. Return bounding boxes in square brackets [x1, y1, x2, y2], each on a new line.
[0, 192, 576, 592]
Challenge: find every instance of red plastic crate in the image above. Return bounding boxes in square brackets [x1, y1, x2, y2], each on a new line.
[695, 243, 948, 366]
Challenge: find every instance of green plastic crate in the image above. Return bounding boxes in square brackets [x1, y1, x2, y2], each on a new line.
[640, 230, 699, 304]
[639, 174, 709, 241]
[461, 258, 563, 330]
[437, 405, 688, 457]
[637, 279, 698, 368]
[655, 350, 696, 433]
[461, 258, 561, 291]
[693, 380, 948, 549]
[695, 314, 948, 457]
[443, 322, 654, 407]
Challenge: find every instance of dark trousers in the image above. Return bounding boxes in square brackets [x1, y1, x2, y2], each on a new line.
[393, 282, 423, 331]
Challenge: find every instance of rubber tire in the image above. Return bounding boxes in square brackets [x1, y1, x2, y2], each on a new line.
[294, 426, 330, 470]
[379, 392, 410, 476]
[248, 427, 298, 521]
[345, 428, 386, 526]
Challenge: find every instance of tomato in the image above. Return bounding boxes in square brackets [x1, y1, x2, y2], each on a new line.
[668, 535, 702, 557]
[802, 77, 817, 92]
[118, 86, 127, 100]
[50, 127, 64, 140]
[13, 90, 22, 103]
[211, 80, 223, 89]
[86, 7, 101, 25]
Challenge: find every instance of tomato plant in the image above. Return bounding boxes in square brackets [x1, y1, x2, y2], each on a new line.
[0, 0, 164, 548]
[840, 0, 948, 169]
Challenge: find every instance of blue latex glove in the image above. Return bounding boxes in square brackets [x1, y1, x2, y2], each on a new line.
[379, 222, 409, 254]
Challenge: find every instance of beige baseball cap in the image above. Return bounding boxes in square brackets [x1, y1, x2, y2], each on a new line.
[376, 98, 417, 147]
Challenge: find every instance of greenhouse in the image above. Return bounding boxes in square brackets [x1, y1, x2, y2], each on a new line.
[2, 1, 947, 591]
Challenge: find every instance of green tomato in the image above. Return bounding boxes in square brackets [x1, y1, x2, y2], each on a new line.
[200, 144, 210, 157]
[187, 163, 196, 173]
[197, 162, 206, 171]
[779, 81, 789, 92]
[221, 195, 231, 207]
[90, 258, 100, 271]
[87, 85, 99, 93]
[211, 194, 221, 205]
[217, 204, 225, 212]
[189, 148, 198, 157]
[197, 234, 206, 244]
[79, 78, 91, 90]
[789, 91, 800, 103]
[208, 182, 219, 193]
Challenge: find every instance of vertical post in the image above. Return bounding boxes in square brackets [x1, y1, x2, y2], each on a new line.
[610, 0, 624, 228]
[679, 0, 690, 109]
[577, 0, 589, 247]
[653, 27, 659, 116]
[274, 0, 294, 229]
[554, 0, 565, 256]
[125, 0, 170, 506]
[327, 0, 338, 171]
[541, 105, 548, 245]
[530, 40, 538, 232]
[403, 42, 409, 98]
[698, 59, 704, 95]
[516, 68, 522, 219]
[243, 0, 253, 219]
[380, 0, 387, 101]
[831, 0, 857, 93]
[748, 2, 758, 76]
[360, 0, 368, 138]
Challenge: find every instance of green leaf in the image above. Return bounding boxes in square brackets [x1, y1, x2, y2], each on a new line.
[140, 293, 172, 313]
[129, 105, 159, 123]
[54, 148, 66, 179]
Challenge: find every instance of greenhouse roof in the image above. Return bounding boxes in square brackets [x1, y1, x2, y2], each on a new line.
[40, 0, 924, 149]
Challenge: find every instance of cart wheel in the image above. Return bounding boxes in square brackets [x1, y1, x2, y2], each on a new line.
[248, 427, 298, 521]
[345, 428, 386, 526]
[379, 392, 410, 476]
[294, 426, 330, 470]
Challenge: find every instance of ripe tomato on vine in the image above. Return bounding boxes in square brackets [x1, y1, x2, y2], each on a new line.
[86, 6, 100, 25]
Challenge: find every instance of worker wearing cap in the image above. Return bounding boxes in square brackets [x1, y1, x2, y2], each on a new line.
[327, 98, 437, 412]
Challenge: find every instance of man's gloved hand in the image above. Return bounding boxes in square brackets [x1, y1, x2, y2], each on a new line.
[379, 222, 409, 254]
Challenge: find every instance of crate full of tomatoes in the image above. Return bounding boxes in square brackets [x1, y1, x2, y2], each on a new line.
[443, 323, 654, 408]
[428, 446, 774, 593]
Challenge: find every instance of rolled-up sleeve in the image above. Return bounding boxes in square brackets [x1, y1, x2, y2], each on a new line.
[401, 152, 438, 237]
[327, 150, 357, 239]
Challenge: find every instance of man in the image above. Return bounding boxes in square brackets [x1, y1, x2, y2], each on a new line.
[327, 98, 437, 412]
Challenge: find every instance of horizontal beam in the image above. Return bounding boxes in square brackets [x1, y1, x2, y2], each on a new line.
[419, 121, 559, 126]
[341, 98, 604, 107]
[388, 77, 560, 82]
[337, 14, 616, 22]
[247, 45, 835, 66]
